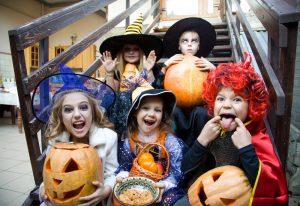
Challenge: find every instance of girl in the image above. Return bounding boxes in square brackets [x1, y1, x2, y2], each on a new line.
[153, 17, 217, 147]
[99, 15, 163, 139]
[175, 53, 288, 205]
[116, 87, 187, 206]
[32, 65, 119, 206]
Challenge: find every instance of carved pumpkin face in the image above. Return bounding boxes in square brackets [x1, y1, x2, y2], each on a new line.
[164, 55, 208, 109]
[188, 166, 252, 206]
[43, 143, 103, 206]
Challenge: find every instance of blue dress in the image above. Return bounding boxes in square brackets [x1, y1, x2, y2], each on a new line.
[116, 134, 187, 206]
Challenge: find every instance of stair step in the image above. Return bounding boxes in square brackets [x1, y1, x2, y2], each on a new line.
[216, 35, 230, 45]
[207, 56, 234, 64]
[212, 22, 228, 29]
[215, 28, 228, 35]
[213, 45, 231, 52]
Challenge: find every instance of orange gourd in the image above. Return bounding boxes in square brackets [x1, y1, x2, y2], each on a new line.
[43, 143, 103, 206]
[188, 165, 252, 206]
[164, 55, 208, 109]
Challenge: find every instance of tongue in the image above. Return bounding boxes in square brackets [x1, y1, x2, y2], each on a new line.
[220, 117, 234, 130]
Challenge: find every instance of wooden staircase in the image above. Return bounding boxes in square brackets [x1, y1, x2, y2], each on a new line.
[7, 0, 300, 205]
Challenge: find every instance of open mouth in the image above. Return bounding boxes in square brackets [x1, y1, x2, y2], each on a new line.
[144, 119, 155, 126]
[73, 122, 85, 129]
[219, 114, 236, 130]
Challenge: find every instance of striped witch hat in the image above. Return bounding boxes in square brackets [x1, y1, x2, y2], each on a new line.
[124, 15, 143, 34]
[100, 15, 163, 60]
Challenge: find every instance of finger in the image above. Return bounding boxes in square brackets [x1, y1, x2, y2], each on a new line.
[209, 115, 221, 123]
[155, 182, 165, 188]
[92, 181, 101, 187]
[235, 118, 245, 128]
[116, 176, 124, 183]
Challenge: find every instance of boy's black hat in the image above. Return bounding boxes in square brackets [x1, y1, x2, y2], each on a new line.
[163, 17, 216, 58]
[126, 87, 176, 126]
[99, 15, 163, 60]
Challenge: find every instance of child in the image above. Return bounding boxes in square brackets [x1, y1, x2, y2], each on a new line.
[153, 17, 217, 147]
[32, 64, 119, 206]
[116, 87, 187, 206]
[99, 15, 163, 139]
[175, 53, 288, 205]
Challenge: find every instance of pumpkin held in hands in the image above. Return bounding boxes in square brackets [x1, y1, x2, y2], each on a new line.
[164, 55, 208, 109]
[188, 165, 252, 206]
[43, 143, 103, 206]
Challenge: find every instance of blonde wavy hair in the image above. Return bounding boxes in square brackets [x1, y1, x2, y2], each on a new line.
[45, 89, 114, 142]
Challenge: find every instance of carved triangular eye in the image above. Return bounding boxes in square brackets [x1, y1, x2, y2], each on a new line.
[212, 173, 222, 182]
[64, 158, 79, 172]
[53, 178, 62, 188]
[45, 159, 51, 172]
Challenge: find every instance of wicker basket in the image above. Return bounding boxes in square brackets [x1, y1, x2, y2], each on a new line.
[129, 143, 170, 182]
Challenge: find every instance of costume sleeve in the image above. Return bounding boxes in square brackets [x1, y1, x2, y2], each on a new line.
[238, 144, 259, 187]
[181, 140, 208, 174]
[152, 63, 165, 89]
[249, 126, 288, 205]
[115, 138, 135, 174]
[102, 129, 119, 189]
[162, 135, 187, 189]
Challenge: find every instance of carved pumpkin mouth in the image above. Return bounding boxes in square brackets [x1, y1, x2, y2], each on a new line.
[52, 185, 85, 202]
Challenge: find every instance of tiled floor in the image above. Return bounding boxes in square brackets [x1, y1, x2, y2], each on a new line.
[0, 115, 36, 206]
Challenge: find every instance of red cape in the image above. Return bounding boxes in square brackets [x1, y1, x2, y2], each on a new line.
[247, 120, 288, 205]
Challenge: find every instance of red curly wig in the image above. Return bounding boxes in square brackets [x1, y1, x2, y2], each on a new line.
[202, 52, 269, 121]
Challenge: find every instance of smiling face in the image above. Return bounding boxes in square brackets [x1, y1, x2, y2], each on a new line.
[178, 31, 200, 56]
[135, 96, 163, 136]
[61, 92, 93, 141]
[214, 87, 249, 132]
[122, 44, 141, 64]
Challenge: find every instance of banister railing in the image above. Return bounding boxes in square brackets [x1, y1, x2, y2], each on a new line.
[224, 0, 300, 167]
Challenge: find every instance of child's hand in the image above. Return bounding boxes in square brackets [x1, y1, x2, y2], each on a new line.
[194, 57, 216, 71]
[231, 118, 252, 149]
[164, 54, 184, 67]
[40, 188, 55, 206]
[100, 51, 118, 73]
[78, 181, 111, 206]
[154, 181, 165, 203]
[144, 50, 157, 71]
[197, 116, 221, 147]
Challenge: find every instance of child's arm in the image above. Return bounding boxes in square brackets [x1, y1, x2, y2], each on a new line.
[115, 139, 134, 175]
[161, 54, 184, 74]
[141, 50, 156, 83]
[181, 116, 221, 173]
[100, 51, 119, 91]
[160, 135, 186, 190]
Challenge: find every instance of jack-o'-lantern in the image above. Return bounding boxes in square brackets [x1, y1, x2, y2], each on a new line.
[164, 55, 208, 109]
[188, 166, 252, 206]
[43, 143, 103, 206]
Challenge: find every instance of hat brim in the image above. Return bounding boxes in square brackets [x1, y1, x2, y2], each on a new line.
[32, 73, 116, 123]
[163, 17, 216, 58]
[100, 34, 163, 60]
[126, 89, 176, 126]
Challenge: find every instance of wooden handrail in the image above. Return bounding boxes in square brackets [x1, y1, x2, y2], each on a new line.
[228, 0, 286, 115]
[8, 0, 118, 50]
[245, 0, 300, 47]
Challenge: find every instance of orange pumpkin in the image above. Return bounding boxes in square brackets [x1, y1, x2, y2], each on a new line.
[43, 143, 103, 206]
[164, 55, 208, 109]
[188, 166, 252, 206]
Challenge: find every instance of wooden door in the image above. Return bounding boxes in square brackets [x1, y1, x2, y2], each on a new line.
[160, 0, 220, 21]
